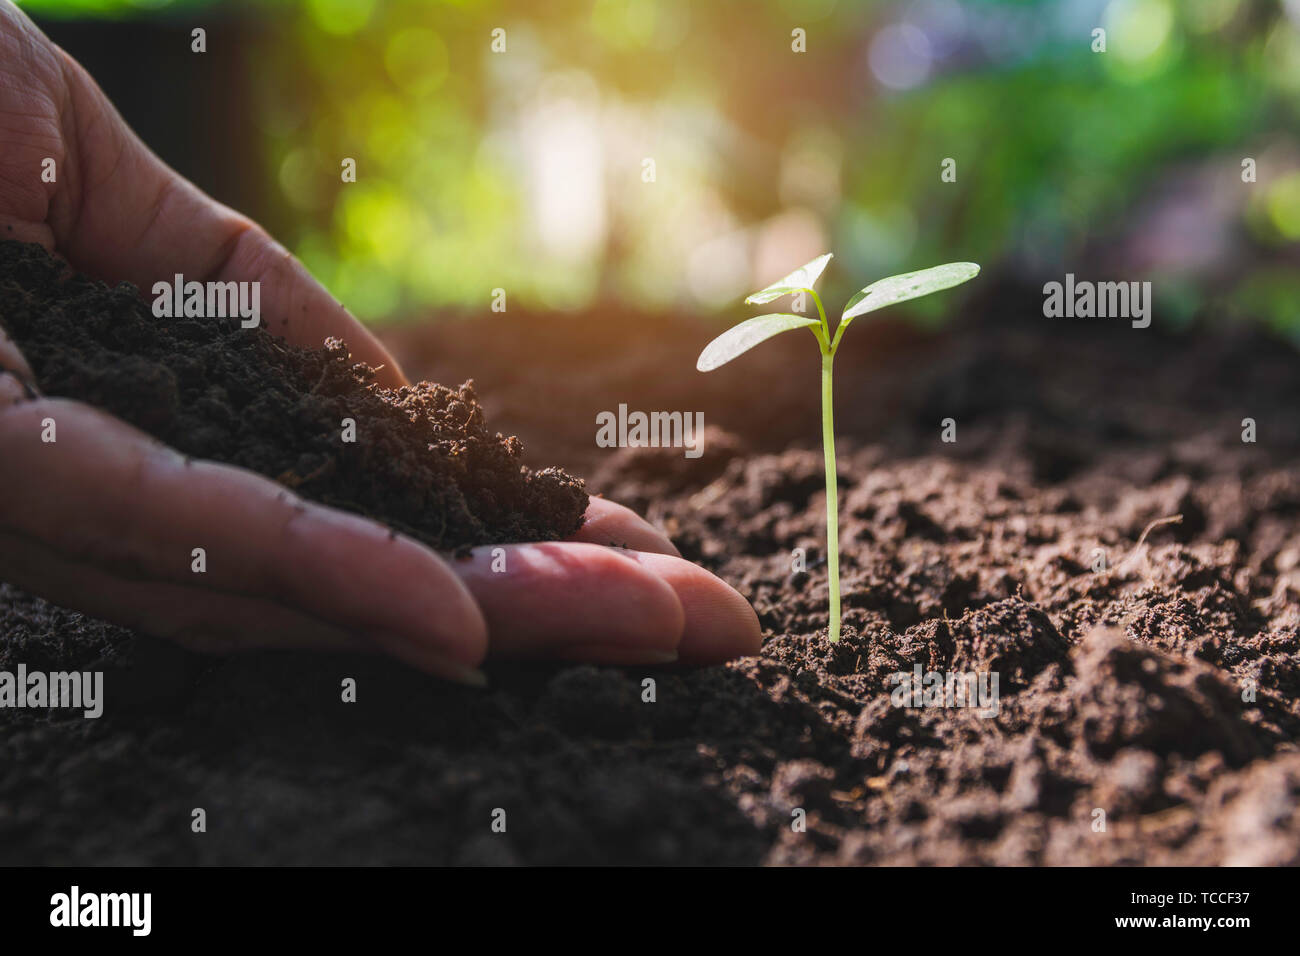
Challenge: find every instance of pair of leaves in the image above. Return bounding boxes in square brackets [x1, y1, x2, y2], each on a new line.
[696, 255, 979, 372]
[696, 254, 836, 371]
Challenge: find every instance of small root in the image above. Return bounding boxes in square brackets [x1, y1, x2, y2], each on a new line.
[1114, 513, 1183, 575]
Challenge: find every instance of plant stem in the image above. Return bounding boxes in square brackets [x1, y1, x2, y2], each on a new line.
[820, 345, 841, 643]
[805, 287, 829, 339]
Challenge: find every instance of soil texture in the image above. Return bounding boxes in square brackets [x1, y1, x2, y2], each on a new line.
[2, 258, 1299, 865]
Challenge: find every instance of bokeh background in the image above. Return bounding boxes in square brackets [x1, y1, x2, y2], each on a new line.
[18, 0, 1300, 335]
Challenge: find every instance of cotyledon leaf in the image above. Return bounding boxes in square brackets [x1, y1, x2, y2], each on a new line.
[744, 253, 833, 305]
[841, 261, 980, 324]
[696, 313, 822, 372]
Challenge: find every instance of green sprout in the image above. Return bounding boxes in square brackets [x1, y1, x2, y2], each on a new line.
[696, 254, 980, 643]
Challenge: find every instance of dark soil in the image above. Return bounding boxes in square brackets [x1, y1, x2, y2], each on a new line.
[0, 240, 586, 551]
[3, 255, 1300, 865]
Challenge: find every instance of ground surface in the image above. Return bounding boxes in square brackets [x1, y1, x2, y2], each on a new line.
[2, 266, 1299, 864]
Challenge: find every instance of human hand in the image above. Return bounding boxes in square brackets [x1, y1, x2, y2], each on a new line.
[0, 1, 760, 683]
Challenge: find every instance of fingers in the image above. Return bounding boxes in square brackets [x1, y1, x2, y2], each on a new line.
[0, 1, 64, 250]
[0, 395, 488, 682]
[625, 552, 763, 665]
[449, 541, 684, 664]
[0, 527, 367, 656]
[0, 388, 762, 673]
[224, 230, 408, 388]
[570, 496, 681, 556]
[452, 541, 762, 666]
[0, 322, 35, 404]
[563, 498, 761, 663]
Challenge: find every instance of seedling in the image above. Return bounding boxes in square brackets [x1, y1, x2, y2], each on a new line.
[696, 254, 979, 642]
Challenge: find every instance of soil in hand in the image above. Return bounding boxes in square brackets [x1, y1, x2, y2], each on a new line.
[0, 239, 587, 551]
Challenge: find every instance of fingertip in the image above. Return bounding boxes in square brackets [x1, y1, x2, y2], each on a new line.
[629, 552, 763, 665]
[453, 541, 685, 658]
[572, 497, 681, 557]
[364, 632, 489, 686]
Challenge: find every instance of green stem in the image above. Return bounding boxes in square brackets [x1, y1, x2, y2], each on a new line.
[820, 345, 841, 643]
[804, 288, 829, 339]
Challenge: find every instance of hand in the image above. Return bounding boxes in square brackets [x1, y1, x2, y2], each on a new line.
[0, 2, 760, 683]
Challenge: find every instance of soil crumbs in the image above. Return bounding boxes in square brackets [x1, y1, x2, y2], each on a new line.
[2, 247, 1300, 864]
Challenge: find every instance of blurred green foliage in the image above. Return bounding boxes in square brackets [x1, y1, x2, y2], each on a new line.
[17, 0, 1300, 332]
[18, 0, 219, 18]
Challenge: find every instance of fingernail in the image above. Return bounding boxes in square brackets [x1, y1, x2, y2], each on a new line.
[433, 659, 489, 688]
[553, 644, 679, 666]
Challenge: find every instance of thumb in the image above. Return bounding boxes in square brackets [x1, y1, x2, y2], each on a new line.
[5, 2, 406, 385]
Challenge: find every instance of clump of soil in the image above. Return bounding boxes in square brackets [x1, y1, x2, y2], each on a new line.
[0, 240, 586, 550]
